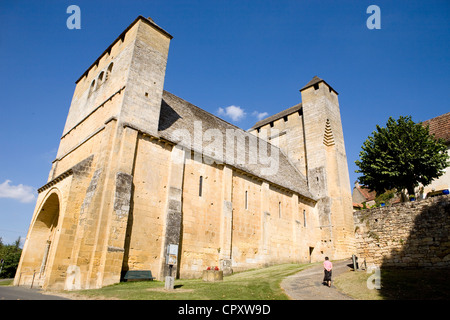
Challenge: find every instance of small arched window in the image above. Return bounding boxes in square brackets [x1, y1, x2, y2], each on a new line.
[89, 79, 96, 95]
[106, 63, 113, 81]
[97, 71, 105, 87]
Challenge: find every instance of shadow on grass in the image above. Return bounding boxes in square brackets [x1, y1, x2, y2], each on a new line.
[379, 269, 450, 300]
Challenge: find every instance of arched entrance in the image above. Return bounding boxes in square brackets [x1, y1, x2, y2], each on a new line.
[16, 192, 60, 287]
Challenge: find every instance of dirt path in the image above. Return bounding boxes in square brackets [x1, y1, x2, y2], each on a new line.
[281, 259, 354, 300]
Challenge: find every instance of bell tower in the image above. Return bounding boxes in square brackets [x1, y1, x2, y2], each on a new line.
[15, 16, 173, 290]
[300, 76, 354, 258]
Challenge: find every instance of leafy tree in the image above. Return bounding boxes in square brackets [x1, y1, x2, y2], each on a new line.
[355, 115, 449, 197]
[0, 237, 22, 278]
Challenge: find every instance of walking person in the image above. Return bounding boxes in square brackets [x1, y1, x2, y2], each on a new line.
[323, 257, 333, 287]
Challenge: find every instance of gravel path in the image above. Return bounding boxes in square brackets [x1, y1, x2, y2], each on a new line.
[281, 259, 354, 300]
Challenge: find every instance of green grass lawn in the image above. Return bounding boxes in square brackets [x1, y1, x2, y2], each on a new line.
[61, 263, 312, 300]
[0, 279, 13, 286]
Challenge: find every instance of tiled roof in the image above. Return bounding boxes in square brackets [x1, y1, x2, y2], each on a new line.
[353, 202, 363, 208]
[422, 112, 450, 144]
[158, 90, 315, 200]
[299, 76, 338, 95]
[355, 185, 376, 202]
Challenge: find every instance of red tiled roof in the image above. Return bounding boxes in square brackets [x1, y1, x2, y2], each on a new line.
[357, 186, 377, 201]
[422, 112, 450, 144]
[353, 202, 363, 208]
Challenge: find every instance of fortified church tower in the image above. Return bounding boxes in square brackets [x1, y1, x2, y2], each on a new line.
[15, 16, 172, 290]
[248, 77, 354, 259]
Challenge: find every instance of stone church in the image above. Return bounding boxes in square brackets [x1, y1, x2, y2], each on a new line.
[15, 16, 354, 290]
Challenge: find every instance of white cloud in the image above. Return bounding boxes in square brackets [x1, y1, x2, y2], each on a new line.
[218, 105, 246, 122]
[252, 111, 269, 121]
[0, 180, 36, 203]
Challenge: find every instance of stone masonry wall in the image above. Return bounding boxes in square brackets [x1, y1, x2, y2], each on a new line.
[353, 195, 450, 268]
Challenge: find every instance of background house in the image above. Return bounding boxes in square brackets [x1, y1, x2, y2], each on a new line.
[352, 182, 376, 209]
[420, 112, 450, 198]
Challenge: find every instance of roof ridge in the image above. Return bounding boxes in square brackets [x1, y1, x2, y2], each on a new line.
[161, 90, 291, 156]
[300, 75, 323, 91]
[422, 111, 450, 123]
[162, 90, 243, 132]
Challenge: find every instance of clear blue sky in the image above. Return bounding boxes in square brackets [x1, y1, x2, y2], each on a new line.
[0, 0, 449, 245]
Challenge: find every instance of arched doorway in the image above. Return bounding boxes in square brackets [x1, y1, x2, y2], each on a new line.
[16, 192, 60, 287]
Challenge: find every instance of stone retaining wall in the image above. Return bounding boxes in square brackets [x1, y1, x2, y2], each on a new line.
[353, 195, 450, 268]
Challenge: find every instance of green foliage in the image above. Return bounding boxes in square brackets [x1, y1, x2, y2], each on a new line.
[375, 189, 396, 206]
[0, 237, 22, 278]
[355, 116, 449, 196]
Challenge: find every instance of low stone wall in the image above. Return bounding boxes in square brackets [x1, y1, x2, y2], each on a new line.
[353, 195, 450, 268]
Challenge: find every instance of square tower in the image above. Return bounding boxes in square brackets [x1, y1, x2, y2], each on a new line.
[300, 76, 354, 258]
[15, 16, 173, 290]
